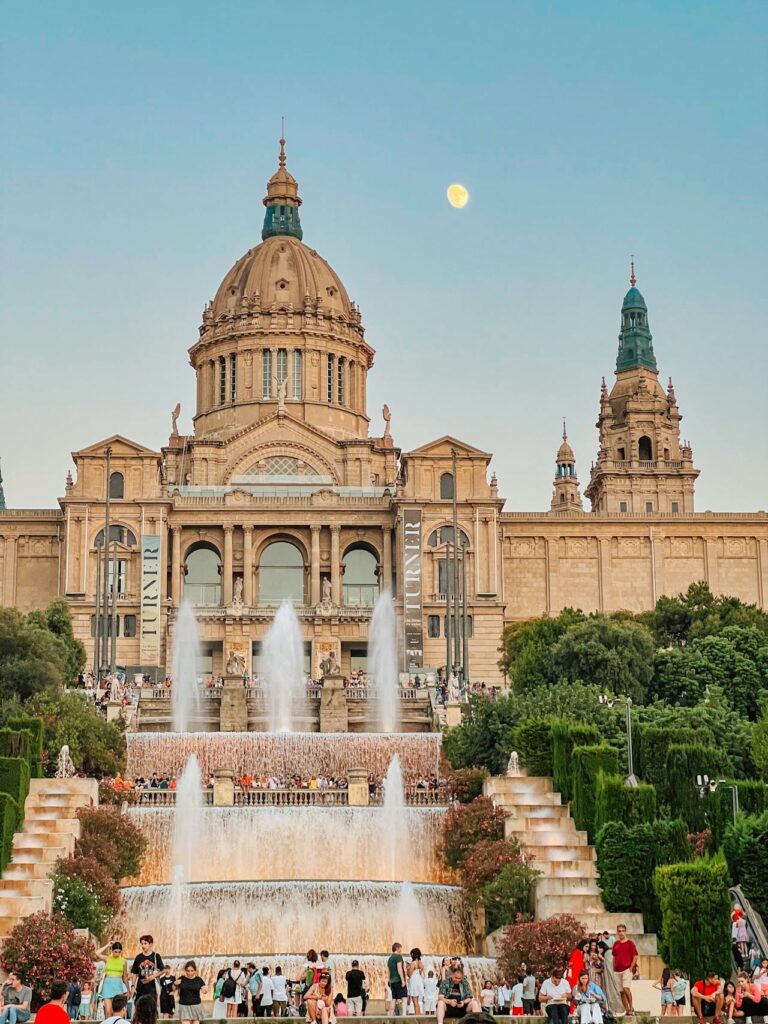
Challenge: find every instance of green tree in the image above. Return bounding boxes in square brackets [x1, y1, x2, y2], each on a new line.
[722, 811, 768, 921]
[499, 608, 584, 688]
[753, 713, 768, 782]
[443, 693, 519, 774]
[25, 691, 126, 778]
[551, 617, 655, 702]
[0, 608, 69, 702]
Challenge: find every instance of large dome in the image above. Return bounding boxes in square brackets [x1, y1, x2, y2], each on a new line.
[211, 234, 353, 321]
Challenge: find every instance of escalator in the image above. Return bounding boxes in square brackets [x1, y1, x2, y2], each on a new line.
[730, 884, 768, 976]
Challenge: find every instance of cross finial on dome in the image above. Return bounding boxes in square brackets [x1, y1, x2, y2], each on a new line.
[630, 255, 636, 288]
[562, 418, 568, 442]
[601, 375, 608, 398]
[279, 118, 286, 167]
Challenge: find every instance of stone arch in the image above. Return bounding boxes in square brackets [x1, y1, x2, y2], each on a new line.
[224, 442, 339, 484]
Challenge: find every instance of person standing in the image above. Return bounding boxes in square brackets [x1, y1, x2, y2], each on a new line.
[259, 969, 274, 1018]
[510, 977, 525, 1017]
[521, 970, 537, 1016]
[174, 962, 208, 1021]
[320, 953, 336, 992]
[539, 968, 571, 1024]
[423, 972, 438, 1016]
[345, 961, 366, 1018]
[611, 924, 638, 1016]
[66, 981, 82, 1022]
[387, 943, 407, 1016]
[407, 949, 425, 1015]
[95, 942, 129, 1018]
[246, 964, 262, 1018]
[30, 981, 69, 1024]
[158, 967, 176, 1020]
[131, 936, 164, 1008]
[271, 967, 288, 1018]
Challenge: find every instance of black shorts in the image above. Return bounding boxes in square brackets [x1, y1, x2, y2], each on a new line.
[700, 1000, 716, 1017]
[391, 984, 408, 1001]
[444, 1006, 468, 1019]
[523, 1000, 537, 1015]
[675, 998, 686, 1007]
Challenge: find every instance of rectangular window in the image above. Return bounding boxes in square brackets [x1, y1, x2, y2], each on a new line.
[218, 357, 227, 405]
[262, 349, 273, 398]
[123, 614, 137, 638]
[337, 358, 345, 405]
[90, 614, 118, 637]
[276, 348, 288, 385]
[645, 501, 653, 513]
[671, 501, 679, 513]
[292, 350, 302, 400]
[229, 353, 237, 402]
[619, 501, 628, 513]
[327, 354, 334, 402]
[427, 615, 440, 638]
[438, 560, 462, 597]
[107, 558, 127, 596]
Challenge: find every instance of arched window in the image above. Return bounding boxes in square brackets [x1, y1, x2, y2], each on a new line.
[259, 541, 304, 605]
[342, 546, 378, 606]
[427, 526, 469, 548]
[262, 349, 273, 398]
[440, 472, 454, 499]
[109, 472, 124, 499]
[638, 435, 653, 461]
[292, 350, 302, 400]
[184, 543, 222, 606]
[276, 348, 288, 387]
[327, 354, 335, 402]
[95, 525, 137, 548]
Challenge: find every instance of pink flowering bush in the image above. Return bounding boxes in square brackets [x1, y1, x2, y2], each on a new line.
[499, 913, 586, 977]
[0, 912, 95, 1004]
[463, 838, 540, 929]
[442, 795, 507, 869]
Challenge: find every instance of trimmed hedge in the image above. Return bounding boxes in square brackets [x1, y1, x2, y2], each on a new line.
[8, 717, 43, 778]
[636, 725, 710, 791]
[511, 718, 555, 777]
[552, 720, 600, 802]
[663, 743, 729, 830]
[0, 758, 30, 828]
[594, 772, 657, 834]
[722, 810, 768, 921]
[704, 780, 768, 849]
[0, 730, 30, 765]
[595, 819, 689, 935]
[0, 793, 18, 871]
[653, 854, 732, 980]
[572, 744, 619, 838]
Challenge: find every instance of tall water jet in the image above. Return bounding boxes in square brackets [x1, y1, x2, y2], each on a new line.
[381, 755, 411, 881]
[171, 600, 201, 732]
[262, 601, 305, 733]
[370, 591, 399, 733]
[169, 755, 203, 952]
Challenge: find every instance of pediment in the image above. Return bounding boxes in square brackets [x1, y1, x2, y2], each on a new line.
[218, 411, 343, 483]
[72, 434, 160, 460]
[403, 434, 491, 460]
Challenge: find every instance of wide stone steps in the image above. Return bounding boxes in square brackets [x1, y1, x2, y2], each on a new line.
[0, 778, 98, 946]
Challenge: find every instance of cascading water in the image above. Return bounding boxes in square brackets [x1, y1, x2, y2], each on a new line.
[369, 591, 400, 733]
[381, 755, 410, 881]
[262, 601, 306, 733]
[169, 755, 203, 950]
[171, 600, 201, 732]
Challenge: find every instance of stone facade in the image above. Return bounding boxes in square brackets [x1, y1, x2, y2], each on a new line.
[1, 144, 766, 685]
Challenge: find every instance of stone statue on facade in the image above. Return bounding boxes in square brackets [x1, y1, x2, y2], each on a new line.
[232, 576, 244, 614]
[171, 403, 181, 437]
[382, 403, 392, 437]
[226, 649, 246, 676]
[321, 576, 332, 606]
[275, 375, 289, 413]
[320, 650, 340, 677]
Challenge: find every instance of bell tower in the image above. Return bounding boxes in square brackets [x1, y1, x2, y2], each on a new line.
[585, 263, 699, 514]
[550, 422, 583, 511]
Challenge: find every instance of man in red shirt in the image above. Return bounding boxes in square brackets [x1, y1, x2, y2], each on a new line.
[611, 924, 639, 1015]
[33, 980, 69, 1024]
[691, 973, 724, 1024]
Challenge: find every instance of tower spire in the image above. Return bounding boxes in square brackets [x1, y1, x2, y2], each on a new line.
[630, 255, 636, 287]
[262, 133, 303, 241]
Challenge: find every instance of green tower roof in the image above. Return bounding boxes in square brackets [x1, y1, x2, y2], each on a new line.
[616, 263, 657, 372]
[262, 137, 303, 241]
[622, 286, 647, 310]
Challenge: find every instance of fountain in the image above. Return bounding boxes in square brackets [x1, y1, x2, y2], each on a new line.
[262, 601, 306, 733]
[381, 755, 411, 881]
[171, 599, 201, 732]
[369, 591, 400, 733]
[169, 755, 203, 950]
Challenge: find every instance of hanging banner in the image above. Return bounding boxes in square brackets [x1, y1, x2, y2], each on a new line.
[402, 508, 423, 667]
[140, 534, 162, 665]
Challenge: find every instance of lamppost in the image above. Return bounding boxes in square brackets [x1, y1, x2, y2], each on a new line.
[598, 693, 636, 784]
[695, 774, 740, 824]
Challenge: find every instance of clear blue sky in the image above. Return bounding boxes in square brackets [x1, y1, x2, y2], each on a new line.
[2, 1, 766, 510]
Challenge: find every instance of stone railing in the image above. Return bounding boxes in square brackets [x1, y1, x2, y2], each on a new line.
[245, 685, 322, 700]
[234, 788, 349, 806]
[344, 686, 428, 700]
[133, 789, 214, 806]
[128, 786, 450, 807]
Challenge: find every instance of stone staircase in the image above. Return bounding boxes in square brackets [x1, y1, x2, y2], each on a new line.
[484, 773, 663, 979]
[0, 778, 99, 945]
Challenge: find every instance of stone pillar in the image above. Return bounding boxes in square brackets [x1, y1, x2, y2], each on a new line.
[106, 702, 123, 723]
[330, 526, 341, 606]
[705, 537, 720, 596]
[347, 767, 370, 806]
[445, 702, 464, 728]
[311, 526, 321, 606]
[171, 528, 181, 605]
[220, 675, 247, 731]
[320, 672, 348, 732]
[3, 536, 17, 607]
[382, 526, 392, 592]
[223, 526, 234, 606]
[213, 768, 235, 806]
[243, 525, 253, 607]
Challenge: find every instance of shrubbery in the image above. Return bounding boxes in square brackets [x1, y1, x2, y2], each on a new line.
[7, 717, 44, 778]
[0, 912, 95, 1005]
[446, 766, 489, 803]
[662, 743, 731, 830]
[511, 718, 555, 777]
[653, 854, 732, 980]
[55, 855, 122, 918]
[722, 810, 768, 921]
[0, 792, 18, 869]
[552, 720, 600, 801]
[441, 796, 506, 870]
[462, 838, 540, 931]
[498, 913, 586, 976]
[0, 756, 30, 827]
[76, 806, 146, 881]
[26, 691, 126, 778]
[594, 773, 656, 833]
[571, 744, 618, 837]
[52, 873, 111, 938]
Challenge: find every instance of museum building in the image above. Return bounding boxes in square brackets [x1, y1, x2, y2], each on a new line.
[1, 141, 766, 684]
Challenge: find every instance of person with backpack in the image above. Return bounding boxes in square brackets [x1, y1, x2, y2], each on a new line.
[66, 981, 82, 1021]
[223, 962, 246, 1019]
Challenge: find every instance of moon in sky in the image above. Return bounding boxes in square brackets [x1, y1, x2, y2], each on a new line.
[446, 183, 469, 209]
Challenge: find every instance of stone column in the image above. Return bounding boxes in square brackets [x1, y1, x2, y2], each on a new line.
[331, 525, 341, 605]
[223, 526, 234, 606]
[347, 767, 370, 806]
[310, 526, 321, 606]
[382, 526, 392, 592]
[705, 537, 720, 596]
[171, 527, 182, 605]
[242, 525, 253, 607]
[213, 768, 235, 806]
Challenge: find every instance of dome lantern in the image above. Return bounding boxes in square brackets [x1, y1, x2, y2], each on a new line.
[262, 136, 303, 241]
